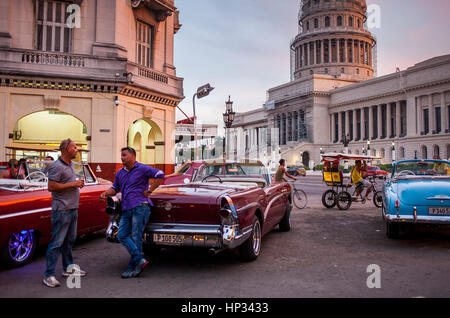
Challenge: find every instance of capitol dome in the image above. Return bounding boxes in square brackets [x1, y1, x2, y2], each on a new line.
[291, 0, 375, 81]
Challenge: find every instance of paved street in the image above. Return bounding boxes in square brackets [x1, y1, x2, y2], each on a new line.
[1, 176, 449, 298]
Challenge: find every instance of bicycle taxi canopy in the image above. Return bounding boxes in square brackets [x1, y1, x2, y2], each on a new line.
[321, 153, 380, 186]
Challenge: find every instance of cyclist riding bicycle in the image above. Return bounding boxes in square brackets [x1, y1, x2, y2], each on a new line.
[351, 160, 373, 201]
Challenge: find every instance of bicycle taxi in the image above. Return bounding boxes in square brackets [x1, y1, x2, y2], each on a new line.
[320, 153, 384, 210]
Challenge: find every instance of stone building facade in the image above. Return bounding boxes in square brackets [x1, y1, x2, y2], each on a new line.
[0, 0, 184, 180]
[232, 0, 450, 168]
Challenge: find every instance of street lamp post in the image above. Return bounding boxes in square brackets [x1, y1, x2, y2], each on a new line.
[222, 96, 235, 160]
[193, 84, 214, 161]
[392, 141, 396, 163]
[367, 140, 371, 155]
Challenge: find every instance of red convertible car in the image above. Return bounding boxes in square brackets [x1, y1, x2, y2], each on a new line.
[162, 161, 204, 185]
[0, 160, 111, 268]
[106, 159, 292, 261]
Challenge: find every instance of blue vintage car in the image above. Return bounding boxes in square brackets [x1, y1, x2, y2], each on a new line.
[382, 159, 450, 238]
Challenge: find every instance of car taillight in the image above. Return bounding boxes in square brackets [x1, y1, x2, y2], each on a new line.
[395, 200, 399, 208]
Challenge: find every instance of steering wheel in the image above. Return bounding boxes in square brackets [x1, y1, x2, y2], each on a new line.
[396, 170, 415, 177]
[202, 175, 223, 183]
[25, 171, 48, 183]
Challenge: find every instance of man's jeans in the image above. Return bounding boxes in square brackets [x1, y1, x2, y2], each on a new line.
[117, 204, 151, 270]
[45, 209, 78, 277]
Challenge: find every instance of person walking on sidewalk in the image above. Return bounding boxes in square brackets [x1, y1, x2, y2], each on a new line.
[100, 147, 165, 278]
[43, 138, 86, 288]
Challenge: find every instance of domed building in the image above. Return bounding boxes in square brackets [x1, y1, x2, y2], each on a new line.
[292, 0, 375, 81]
[231, 0, 450, 167]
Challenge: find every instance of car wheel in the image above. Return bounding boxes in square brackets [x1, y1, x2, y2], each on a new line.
[336, 191, 352, 210]
[239, 216, 262, 261]
[279, 202, 292, 232]
[386, 221, 400, 239]
[1, 230, 38, 268]
[373, 191, 383, 208]
[322, 190, 337, 208]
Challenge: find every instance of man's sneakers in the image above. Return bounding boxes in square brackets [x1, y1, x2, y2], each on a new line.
[121, 258, 149, 278]
[43, 276, 61, 288]
[121, 270, 134, 279]
[132, 258, 149, 277]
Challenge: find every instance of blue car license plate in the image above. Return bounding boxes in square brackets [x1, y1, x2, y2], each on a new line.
[429, 207, 450, 215]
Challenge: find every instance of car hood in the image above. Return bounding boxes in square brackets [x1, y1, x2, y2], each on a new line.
[396, 179, 450, 206]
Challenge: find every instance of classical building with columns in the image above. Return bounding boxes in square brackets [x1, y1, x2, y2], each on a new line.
[232, 0, 450, 167]
[0, 0, 184, 181]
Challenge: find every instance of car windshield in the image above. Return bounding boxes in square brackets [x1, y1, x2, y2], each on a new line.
[0, 160, 93, 191]
[194, 163, 269, 184]
[393, 161, 449, 179]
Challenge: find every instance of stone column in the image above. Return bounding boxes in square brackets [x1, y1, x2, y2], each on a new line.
[442, 92, 448, 133]
[368, 106, 373, 140]
[378, 104, 383, 138]
[396, 101, 401, 137]
[337, 38, 340, 64]
[357, 40, 361, 64]
[430, 94, 436, 133]
[387, 103, 392, 138]
[353, 108, 358, 140]
[338, 111, 343, 141]
[330, 114, 334, 142]
[344, 39, 348, 63]
[321, 39, 324, 64]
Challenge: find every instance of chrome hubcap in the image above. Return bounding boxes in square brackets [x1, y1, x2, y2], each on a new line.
[8, 230, 34, 263]
[252, 220, 261, 255]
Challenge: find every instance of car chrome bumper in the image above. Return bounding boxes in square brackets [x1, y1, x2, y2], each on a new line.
[143, 222, 253, 249]
[385, 214, 450, 225]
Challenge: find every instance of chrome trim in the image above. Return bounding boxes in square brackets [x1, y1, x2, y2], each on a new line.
[144, 222, 253, 250]
[426, 195, 450, 200]
[0, 207, 52, 220]
[413, 207, 417, 222]
[146, 223, 221, 235]
[263, 193, 285, 220]
[385, 214, 450, 225]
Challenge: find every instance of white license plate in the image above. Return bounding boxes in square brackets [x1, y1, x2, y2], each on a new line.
[429, 207, 450, 215]
[153, 233, 184, 245]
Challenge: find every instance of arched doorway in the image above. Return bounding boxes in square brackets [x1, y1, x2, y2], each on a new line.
[302, 151, 310, 167]
[127, 118, 163, 165]
[133, 132, 142, 162]
[12, 110, 88, 161]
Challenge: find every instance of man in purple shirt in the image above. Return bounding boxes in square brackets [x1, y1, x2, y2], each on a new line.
[100, 147, 165, 278]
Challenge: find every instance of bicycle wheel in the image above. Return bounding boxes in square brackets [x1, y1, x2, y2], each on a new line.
[293, 189, 307, 209]
[321, 189, 337, 208]
[373, 191, 383, 208]
[336, 191, 352, 210]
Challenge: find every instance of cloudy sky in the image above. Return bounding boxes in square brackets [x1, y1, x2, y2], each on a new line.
[173, 0, 450, 128]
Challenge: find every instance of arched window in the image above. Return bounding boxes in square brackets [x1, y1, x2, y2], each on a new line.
[433, 145, 440, 158]
[357, 19, 361, 28]
[422, 145, 428, 159]
[400, 147, 405, 159]
[349, 17, 353, 27]
[337, 16, 343, 26]
[314, 18, 319, 28]
[306, 21, 310, 31]
[325, 16, 330, 27]
[380, 148, 385, 160]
